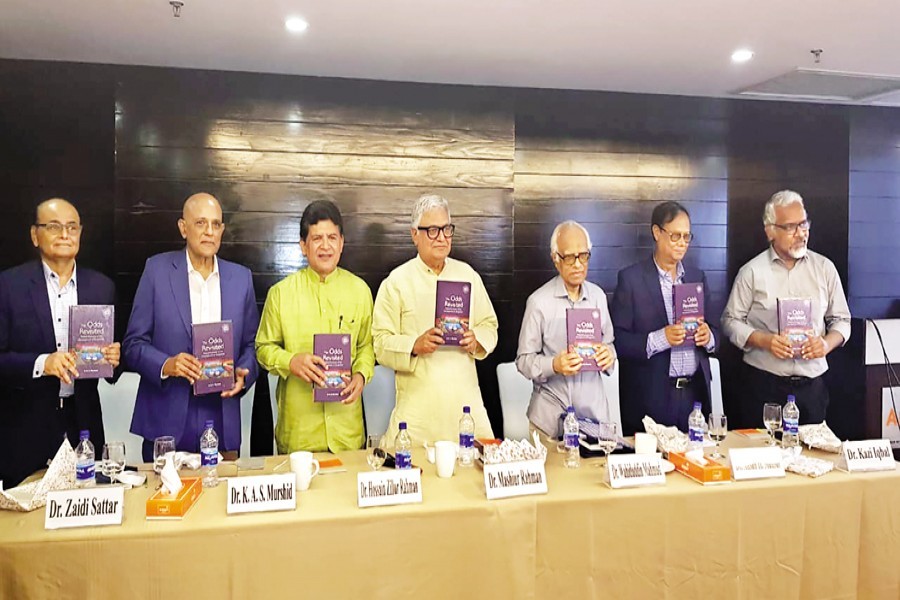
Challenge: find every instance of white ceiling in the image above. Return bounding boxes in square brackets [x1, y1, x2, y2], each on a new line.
[1, 0, 899, 99]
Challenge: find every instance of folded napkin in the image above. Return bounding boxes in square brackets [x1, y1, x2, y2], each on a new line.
[0, 439, 77, 512]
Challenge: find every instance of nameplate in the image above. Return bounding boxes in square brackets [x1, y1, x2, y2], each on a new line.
[607, 455, 666, 489]
[357, 469, 422, 508]
[227, 473, 296, 514]
[483, 459, 548, 500]
[728, 447, 785, 480]
[45, 486, 124, 530]
[840, 439, 896, 473]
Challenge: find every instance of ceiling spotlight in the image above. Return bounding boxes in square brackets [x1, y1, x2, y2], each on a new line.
[731, 49, 754, 63]
[285, 17, 309, 34]
[169, 1, 184, 17]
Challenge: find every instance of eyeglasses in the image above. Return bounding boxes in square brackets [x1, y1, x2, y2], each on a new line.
[556, 251, 591, 266]
[416, 224, 455, 240]
[771, 219, 811, 235]
[187, 218, 224, 232]
[658, 227, 694, 243]
[34, 222, 81, 235]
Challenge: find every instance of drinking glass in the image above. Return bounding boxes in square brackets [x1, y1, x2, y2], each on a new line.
[707, 414, 727, 460]
[102, 442, 127, 482]
[594, 422, 619, 465]
[762, 404, 782, 447]
[153, 436, 176, 474]
[366, 435, 385, 471]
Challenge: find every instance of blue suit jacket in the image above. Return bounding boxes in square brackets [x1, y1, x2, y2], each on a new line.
[123, 251, 259, 450]
[0, 261, 116, 487]
[610, 256, 718, 435]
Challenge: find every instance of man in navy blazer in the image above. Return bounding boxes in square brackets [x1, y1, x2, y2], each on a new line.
[0, 199, 121, 487]
[611, 202, 718, 435]
[123, 193, 259, 461]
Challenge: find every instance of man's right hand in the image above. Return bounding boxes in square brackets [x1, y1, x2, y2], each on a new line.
[664, 324, 687, 347]
[412, 327, 445, 357]
[766, 333, 795, 359]
[552, 349, 583, 376]
[289, 353, 328, 386]
[44, 351, 79, 384]
[163, 353, 203, 384]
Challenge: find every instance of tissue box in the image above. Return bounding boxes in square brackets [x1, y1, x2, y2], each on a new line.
[146, 477, 202, 519]
[668, 452, 732, 485]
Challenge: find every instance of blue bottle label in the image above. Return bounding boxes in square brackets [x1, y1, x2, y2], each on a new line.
[783, 418, 799, 436]
[565, 432, 579, 450]
[201, 448, 218, 467]
[459, 433, 474, 449]
[395, 450, 411, 469]
[76, 462, 95, 481]
[689, 427, 704, 443]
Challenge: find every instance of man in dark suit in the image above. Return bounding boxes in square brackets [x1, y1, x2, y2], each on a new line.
[0, 198, 121, 487]
[611, 201, 718, 435]
[123, 193, 259, 461]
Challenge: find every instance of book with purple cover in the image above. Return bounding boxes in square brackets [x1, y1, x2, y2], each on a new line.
[673, 282, 704, 340]
[434, 280, 471, 346]
[192, 321, 235, 395]
[566, 308, 603, 371]
[68, 305, 114, 379]
[313, 333, 352, 402]
[777, 297, 813, 358]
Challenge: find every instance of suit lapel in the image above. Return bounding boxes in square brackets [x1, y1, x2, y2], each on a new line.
[27, 262, 56, 351]
[170, 252, 193, 339]
[219, 260, 235, 322]
[641, 256, 669, 327]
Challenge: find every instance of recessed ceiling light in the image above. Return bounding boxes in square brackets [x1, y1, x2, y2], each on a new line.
[732, 49, 754, 63]
[285, 17, 308, 34]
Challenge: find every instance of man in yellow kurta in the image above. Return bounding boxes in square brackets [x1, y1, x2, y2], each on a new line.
[256, 200, 374, 453]
[373, 194, 498, 445]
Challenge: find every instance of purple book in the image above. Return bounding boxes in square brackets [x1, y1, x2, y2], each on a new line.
[778, 297, 813, 358]
[68, 305, 114, 379]
[192, 321, 235, 395]
[313, 333, 352, 402]
[673, 282, 705, 341]
[435, 280, 471, 346]
[566, 308, 603, 371]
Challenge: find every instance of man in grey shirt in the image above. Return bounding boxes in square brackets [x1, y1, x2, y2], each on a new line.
[516, 221, 616, 439]
[722, 190, 851, 426]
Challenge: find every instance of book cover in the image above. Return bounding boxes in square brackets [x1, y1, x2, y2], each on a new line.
[566, 308, 603, 371]
[673, 282, 704, 340]
[313, 333, 352, 402]
[192, 321, 235, 395]
[68, 305, 114, 379]
[434, 280, 471, 346]
[777, 297, 813, 358]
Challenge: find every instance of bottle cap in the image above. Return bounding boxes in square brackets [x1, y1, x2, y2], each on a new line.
[399, 422, 407, 430]
[205, 420, 214, 429]
[79, 430, 89, 440]
[567, 406, 575, 414]
[787, 395, 796, 403]
[463, 406, 470, 414]
[693, 402, 702, 410]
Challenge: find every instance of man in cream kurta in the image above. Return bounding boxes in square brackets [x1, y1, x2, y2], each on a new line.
[256, 201, 374, 453]
[373, 194, 498, 445]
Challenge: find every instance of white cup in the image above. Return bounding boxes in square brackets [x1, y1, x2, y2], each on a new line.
[634, 433, 658, 455]
[434, 441, 458, 478]
[290, 451, 320, 491]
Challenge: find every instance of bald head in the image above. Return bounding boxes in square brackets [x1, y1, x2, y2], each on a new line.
[178, 192, 225, 262]
[182, 192, 222, 220]
[35, 198, 79, 224]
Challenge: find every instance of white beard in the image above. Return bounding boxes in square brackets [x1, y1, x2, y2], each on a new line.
[788, 244, 808, 259]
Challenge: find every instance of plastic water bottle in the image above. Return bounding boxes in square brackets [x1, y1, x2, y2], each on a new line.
[395, 422, 412, 469]
[563, 406, 580, 469]
[687, 402, 705, 452]
[782, 395, 800, 448]
[74, 430, 96, 488]
[458, 406, 476, 467]
[200, 420, 219, 488]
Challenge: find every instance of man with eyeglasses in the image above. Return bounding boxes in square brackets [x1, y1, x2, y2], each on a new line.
[123, 192, 259, 461]
[611, 201, 718, 434]
[373, 194, 498, 444]
[722, 190, 850, 426]
[0, 198, 121, 487]
[516, 221, 617, 440]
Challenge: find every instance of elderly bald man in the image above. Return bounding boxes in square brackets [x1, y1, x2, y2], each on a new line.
[123, 193, 259, 461]
[0, 198, 121, 487]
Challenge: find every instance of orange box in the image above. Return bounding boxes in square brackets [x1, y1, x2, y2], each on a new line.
[146, 477, 203, 519]
[668, 452, 732, 485]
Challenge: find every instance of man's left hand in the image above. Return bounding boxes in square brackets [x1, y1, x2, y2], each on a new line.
[102, 343, 121, 368]
[801, 336, 828, 360]
[460, 330, 483, 355]
[222, 367, 250, 398]
[594, 344, 616, 372]
[693, 321, 712, 347]
[340, 373, 365, 405]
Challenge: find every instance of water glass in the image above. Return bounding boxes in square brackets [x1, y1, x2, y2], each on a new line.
[153, 436, 176, 474]
[707, 414, 727, 460]
[762, 404, 782, 447]
[366, 434, 385, 471]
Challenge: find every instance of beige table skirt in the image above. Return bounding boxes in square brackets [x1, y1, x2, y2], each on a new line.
[1, 435, 899, 599]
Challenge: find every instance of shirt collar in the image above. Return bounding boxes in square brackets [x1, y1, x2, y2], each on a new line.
[652, 257, 684, 282]
[42, 260, 77, 289]
[552, 275, 588, 302]
[302, 265, 340, 284]
[185, 249, 219, 279]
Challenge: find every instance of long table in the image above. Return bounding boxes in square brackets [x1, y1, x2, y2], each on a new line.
[1, 436, 899, 599]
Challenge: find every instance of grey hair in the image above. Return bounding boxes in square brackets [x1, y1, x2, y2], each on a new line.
[763, 190, 805, 226]
[550, 220, 592, 258]
[411, 194, 451, 229]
